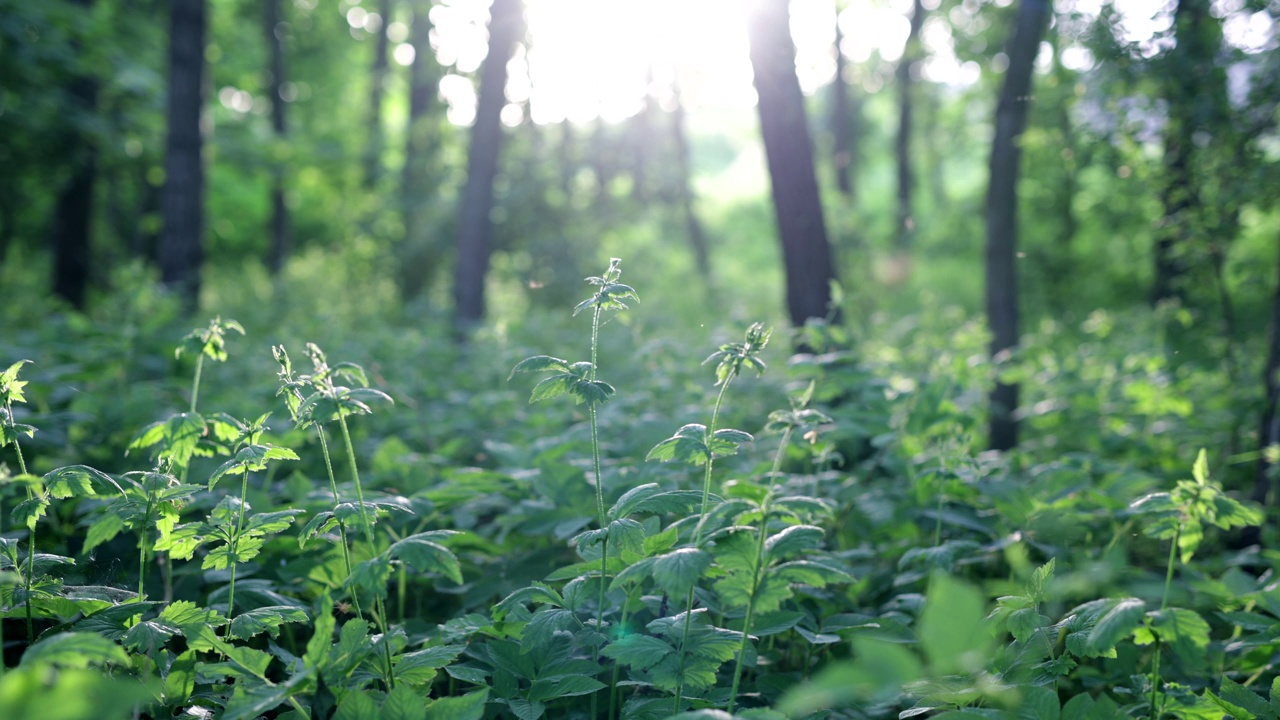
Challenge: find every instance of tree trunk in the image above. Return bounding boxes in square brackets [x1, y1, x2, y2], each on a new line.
[452, 0, 522, 327]
[670, 77, 709, 276]
[266, 0, 290, 275]
[747, 0, 839, 327]
[985, 0, 1049, 452]
[364, 0, 392, 188]
[894, 0, 924, 248]
[399, 0, 442, 299]
[832, 15, 853, 201]
[159, 0, 207, 308]
[51, 0, 99, 311]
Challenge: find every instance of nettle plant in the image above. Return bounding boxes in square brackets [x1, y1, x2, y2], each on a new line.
[494, 264, 852, 720]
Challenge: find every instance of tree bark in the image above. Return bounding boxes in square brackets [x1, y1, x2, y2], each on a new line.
[266, 0, 290, 275]
[400, 0, 443, 299]
[51, 0, 98, 311]
[832, 16, 853, 201]
[985, 0, 1048, 452]
[894, 0, 924, 248]
[159, 0, 207, 308]
[747, 0, 839, 327]
[670, 77, 709, 276]
[364, 0, 393, 188]
[452, 0, 522, 327]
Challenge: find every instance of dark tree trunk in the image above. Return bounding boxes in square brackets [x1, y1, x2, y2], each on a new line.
[399, 0, 442, 299]
[670, 78, 709, 276]
[894, 0, 924, 248]
[832, 17, 853, 200]
[364, 0, 392, 188]
[985, 0, 1049, 452]
[1153, 0, 1224, 305]
[266, 0, 290, 275]
[159, 0, 207, 308]
[51, 2, 99, 312]
[452, 0, 522, 327]
[51, 153, 97, 310]
[747, 0, 839, 327]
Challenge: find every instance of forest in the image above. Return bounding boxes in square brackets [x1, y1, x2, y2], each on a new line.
[1, 0, 1279, 718]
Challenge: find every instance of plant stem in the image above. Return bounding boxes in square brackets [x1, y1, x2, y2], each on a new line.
[227, 472, 251, 622]
[1150, 527, 1179, 720]
[674, 377, 734, 715]
[587, 305, 612, 720]
[189, 354, 204, 415]
[727, 427, 792, 714]
[337, 412, 396, 690]
[10, 414, 35, 644]
[317, 426, 361, 618]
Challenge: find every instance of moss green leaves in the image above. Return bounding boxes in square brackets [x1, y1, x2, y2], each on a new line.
[572, 257, 639, 317]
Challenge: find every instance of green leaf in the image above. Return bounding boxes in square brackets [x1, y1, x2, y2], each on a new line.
[1086, 598, 1146, 655]
[571, 380, 615, 405]
[646, 424, 711, 465]
[529, 374, 574, 403]
[520, 607, 577, 654]
[390, 531, 464, 584]
[207, 444, 299, 489]
[229, 606, 310, 641]
[1214, 677, 1271, 719]
[44, 465, 121, 499]
[164, 649, 197, 705]
[764, 525, 824, 562]
[528, 675, 606, 702]
[609, 483, 706, 520]
[509, 356, 571, 380]
[19, 631, 129, 669]
[652, 548, 713, 598]
[425, 689, 490, 720]
[11, 495, 49, 531]
[601, 633, 675, 670]
[1192, 448, 1209, 486]
[395, 645, 466, 686]
[382, 686, 428, 720]
[335, 691, 381, 720]
[83, 513, 127, 554]
[1147, 607, 1211, 665]
[919, 574, 993, 675]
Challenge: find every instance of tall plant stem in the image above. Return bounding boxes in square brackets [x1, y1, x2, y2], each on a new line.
[1150, 527, 1179, 719]
[9, 409, 35, 643]
[337, 412, 396, 690]
[588, 305, 611, 720]
[674, 378, 735, 714]
[227, 472, 252, 623]
[317, 426, 361, 619]
[727, 427, 792, 714]
[608, 595, 633, 720]
[189, 354, 204, 415]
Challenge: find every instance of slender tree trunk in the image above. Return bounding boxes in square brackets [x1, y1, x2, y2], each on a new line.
[399, 0, 442, 299]
[894, 0, 924, 249]
[985, 0, 1049, 452]
[630, 64, 654, 203]
[558, 121, 576, 196]
[832, 14, 853, 201]
[266, 0, 290, 275]
[670, 76, 709, 276]
[51, 0, 98, 310]
[452, 0, 522, 327]
[364, 0, 392, 188]
[747, 0, 839, 327]
[159, 0, 207, 308]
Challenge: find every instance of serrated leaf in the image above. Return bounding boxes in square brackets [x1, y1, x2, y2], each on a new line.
[229, 606, 310, 641]
[395, 645, 467, 686]
[652, 548, 713, 598]
[601, 633, 676, 670]
[764, 525, 824, 562]
[510, 356, 572, 379]
[1086, 598, 1146, 654]
[335, 691, 381, 720]
[425, 689, 490, 720]
[390, 531, 464, 584]
[44, 465, 121, 499]
[19, 631, 129, 669]
[382, 685, 428, 720]
[571, 380, 615, 405]
[528, 675, 606, 702]
[646, 424, 711, 465]
[520, 607, 577, 654]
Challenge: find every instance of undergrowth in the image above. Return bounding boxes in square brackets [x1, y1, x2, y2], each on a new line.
[0, 259, 1277, 720]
